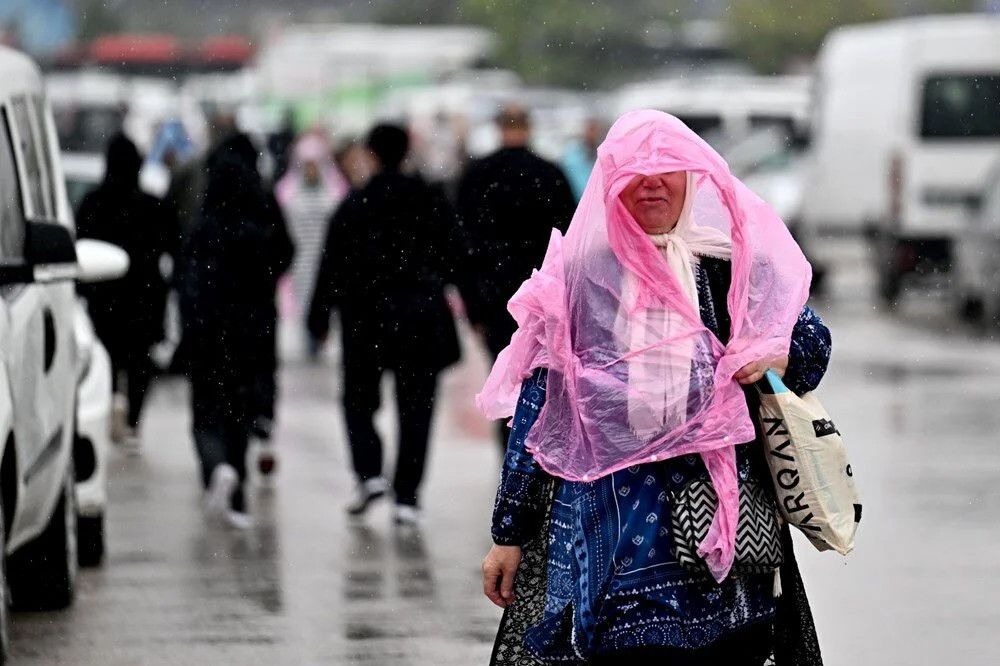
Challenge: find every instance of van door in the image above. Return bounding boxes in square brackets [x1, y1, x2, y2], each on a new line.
[2, 97, 75, 546]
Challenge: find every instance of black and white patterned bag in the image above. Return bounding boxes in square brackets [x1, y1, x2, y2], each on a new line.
[671, 479, 784, 576]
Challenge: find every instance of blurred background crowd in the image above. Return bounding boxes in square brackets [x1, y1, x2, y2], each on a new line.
[5, 0, 1000, 326]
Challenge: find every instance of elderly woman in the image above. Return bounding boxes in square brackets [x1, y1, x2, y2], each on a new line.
[479, 111, 830, 665]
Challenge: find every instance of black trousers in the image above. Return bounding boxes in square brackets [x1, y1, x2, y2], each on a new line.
[591, 624, 773, 666]
[191, 376, 251, 512]
[111, 344, 156, 429]
[342, 360, 439, 507]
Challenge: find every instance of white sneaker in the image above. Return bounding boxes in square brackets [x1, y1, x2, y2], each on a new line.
[346, 476, 390, 516]
[205, 464, 239, 520]
[393, 504, 421, 526]
[226, 511, 254, 530]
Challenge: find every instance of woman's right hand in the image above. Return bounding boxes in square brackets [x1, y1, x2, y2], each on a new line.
[482, 544, 522, 608]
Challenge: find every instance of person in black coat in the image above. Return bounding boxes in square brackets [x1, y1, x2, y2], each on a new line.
[308, 123, 465, 524]
[76, 133, 177, 447]
[205, 132, 293, 447]
[179, 146, 293, 527]
[456, 104, 576, 450]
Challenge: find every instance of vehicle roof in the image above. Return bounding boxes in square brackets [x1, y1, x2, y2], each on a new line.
[0, 46, 44, 99]
[613, 75, 810, 120]
[828, 13, 1000, 46]
[821, 14, 1000, 74]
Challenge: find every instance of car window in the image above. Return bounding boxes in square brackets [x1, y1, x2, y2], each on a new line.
[673, 114, 723, 139]
[0, 111, 26, 264]
[54, 106, 125, 154]
[9, 96, 48, 219]
[30, 95, 58, 218]
[921, 74, 1000, 139]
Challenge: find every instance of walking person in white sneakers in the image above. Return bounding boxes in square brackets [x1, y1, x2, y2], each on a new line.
[308, 124, 472, 524]
[179, 133, 294, 527]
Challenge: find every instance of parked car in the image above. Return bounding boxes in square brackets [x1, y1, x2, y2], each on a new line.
[0, 46, 126, 661]
[800, 14, 1000, 305]
[59, 153, 140, 567]
[611, 74, 811, 148]
[724, 127, 827, 295]
[72, 298, 113, 567]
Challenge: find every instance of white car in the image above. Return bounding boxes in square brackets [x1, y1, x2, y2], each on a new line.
[72, 300, 112, 567]
[58, 154, 133, 568]
[0, 46, 126, 660]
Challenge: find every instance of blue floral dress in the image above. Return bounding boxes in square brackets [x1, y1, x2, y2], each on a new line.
[491, 257, 832, 661]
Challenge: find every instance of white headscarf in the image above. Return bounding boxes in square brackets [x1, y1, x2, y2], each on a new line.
[617, 172, 732, 439]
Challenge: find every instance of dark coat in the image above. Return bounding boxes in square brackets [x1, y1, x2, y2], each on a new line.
[308, 170, 463, 374]
[456, 146, 576, 352]
[179, 151, 293, 421]
[76, 134, 177, 357]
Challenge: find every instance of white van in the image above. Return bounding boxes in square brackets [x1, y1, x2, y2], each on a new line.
[612, 74, 811, 147]
[800, 15, 1000, 303]
[0, 46, 126, 658]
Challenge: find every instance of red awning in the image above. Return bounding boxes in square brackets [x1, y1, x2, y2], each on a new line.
[196, 36, 254, 65]
[89, 34, 181, 64]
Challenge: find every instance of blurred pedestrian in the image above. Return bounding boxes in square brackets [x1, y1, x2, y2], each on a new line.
[275, 133, 349, 359]
[562, 117, 605, 202]
[308, 123, 465, 525]
[156, 119, 203, 241]
[179, 138, 293, 527]
[208, 133, 294, 476]
[480, 111, 829, 665]
[76, 133, 177, 450]
[334, 138, 377, 189]
[456, 104, 576, 452]
[267, 109, 297, 183]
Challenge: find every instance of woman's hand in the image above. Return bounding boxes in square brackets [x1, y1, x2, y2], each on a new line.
[734, 355, 789, 385]
[482, 544, 522, 608]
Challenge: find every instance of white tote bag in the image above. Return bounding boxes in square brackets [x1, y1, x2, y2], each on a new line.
[757, 370, 861, 555]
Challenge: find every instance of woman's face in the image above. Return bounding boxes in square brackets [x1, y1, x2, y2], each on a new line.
[619, 171, 687, 234]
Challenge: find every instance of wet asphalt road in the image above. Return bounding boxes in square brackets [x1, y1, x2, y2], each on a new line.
[8, 238, 1000, 665]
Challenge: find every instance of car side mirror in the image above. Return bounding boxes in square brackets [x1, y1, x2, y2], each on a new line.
[25, 220, 79, 282]
[0, 221, 81, 285]
[0, 223, 130, 286]
[76, 239, 129, 283]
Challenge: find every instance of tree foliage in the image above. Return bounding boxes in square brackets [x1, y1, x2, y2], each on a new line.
[724, 0, 895, 73]
[455, 0, 677, 86]
[77, 0, 124, 42]
[376, 0, 984, 81]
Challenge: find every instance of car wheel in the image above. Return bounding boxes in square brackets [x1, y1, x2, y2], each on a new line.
[76, 513, 104, 567]
[8, 468, 77, 611]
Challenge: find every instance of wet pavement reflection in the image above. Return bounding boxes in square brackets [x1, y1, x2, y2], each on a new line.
[7, 238, 1000, 664]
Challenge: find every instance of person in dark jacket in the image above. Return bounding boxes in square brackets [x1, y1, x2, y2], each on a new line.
[207, 132, 294, 475]
[76, 133, 177, 448]
[309, 123, 465, 525]
[456, 105, 576, 450]
[180, 144, 293, 527]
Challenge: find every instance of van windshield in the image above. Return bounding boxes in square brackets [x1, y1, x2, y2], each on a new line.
[921, 74, 1000, 139]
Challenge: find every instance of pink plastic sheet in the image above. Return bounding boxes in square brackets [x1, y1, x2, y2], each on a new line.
[477, 110, 811, 581]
